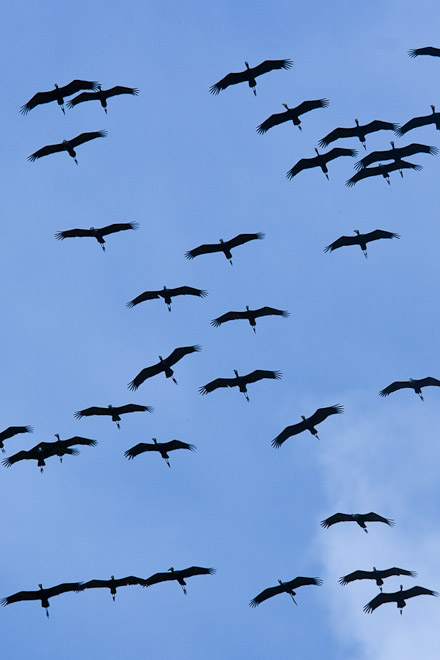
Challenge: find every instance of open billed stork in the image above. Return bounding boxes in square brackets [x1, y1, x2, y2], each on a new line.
[257, 99, 328, 134]
[272, 405, 343, 448]
[324, 229, 400, 258]
[355, 141, 438, 171]
[409, 47, 440, 57]
[379, 377, 440, 400]
[128, 345, 201, 390]
[55, 221, 138, 251]
[28, 130, 107, 164]
[67, 84, 139, 113]
[210, 59, 292, 95]
[74, 404, 153, 429]
[339, 567, 417, 592]
[185, 233, 264, 265]
[211, 306, 289, 333]
[127, 286, 207, 311]
[81, 575, 146, 601]
[1, 582, 84, 617]
[319, 119, 397, 150]
[124, 438, 195, 467]
[321, 512, 395, 533]
[143, 566, 216, 594]
[396, 105, 440, 135]
[0, 426, 33, 453]
[364, 585, 438, 614]
[2, 436, 96, 471]
[199, 369, 281, 401]
[346, 160, 421, 186]
[250, 576, 322, 607]
[20, 79, 99, 115]
[287, 148, 357, 180]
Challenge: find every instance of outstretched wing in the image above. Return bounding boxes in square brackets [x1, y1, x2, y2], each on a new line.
[74, 406, 110, 419]
[209, 70, 253, 94]
[249, 583, 284, 607]
[226, 233, 265, 249]
[257, 110, 290, 134]
[0, 426, 33, 442]
[59, 437, 97, 448]
[271, 421, 308, 448]
[363, 592, 392, 613]
[2, 450, 35, 467]
[185, 243, 222, 259]
[402, 586, 439, 599]
[103, 86, 139, 98]
[166, 345, 201, 366]
[396, 114, 434, 136]
[126, 290, 162, 307]
[253, 307, 289, 318]
[143, 571, 176, 586]
[324, 235, 360, 251]
[199, 377, 237, 394]
[66, 92, 99, 108]
[115, 404, 153, 415]
[418, 376, 440, 388]
[124, 443, 154, 459]
[28, 142, 67, 161]
[379, 380, 411, 396]
[345, 166, 384, 187]
[128, 362, 164, 390]
[363, 230, 400, 243]
[339, 570, 375, 585]
[320, 513, 355, 528]
[318, 126, 357, 148]
[20, 89, 59, 114]
[286, 156, 319, 179]
[363, 512, 395, 526]
[70, 130, 108, 148]
[243, 370, 282, 384]
[167, 286, 208, 298]
[355, 148, 395, 170]
[288, 577, 323, 589]
[308, 405, 344, 426]
[180, 566, 216, 578]
[161, 440, 196, 452]
[98, 222, 139, 236]
[55, 228, 95, 240]
[408, 47, 440, 57]
[210, 311, 248, 326]
[59, 79, 99, 96]
[379, 567, 417, 579]
[251, 59, 293, 77]
[323, 147, 358, 163]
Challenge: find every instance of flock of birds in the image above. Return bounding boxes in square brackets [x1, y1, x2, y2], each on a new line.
[4, 49, 439, 622]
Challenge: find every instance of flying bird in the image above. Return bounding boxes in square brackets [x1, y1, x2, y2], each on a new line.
[257, 99, 329, 134]
[128, 345, 201, 390]
[127, 286, 208, 311]
[74, 404, 153, 429]
[185, 233, 264, 265]
[249, 576, 323, 607]
[199, 369, 281, 401]
[321, 512, 395, 533]
[355, 142, 438, 171]
[1, 582, 84, 617]
[124, 438, 196, 468]
[408, 47, 440, 57]
[319, 119, 397, 150]
[210, 59, 293, 95]
[81, 575, 146, 601]
[272, 405, 343, 448]
[364, 585, 438, 614]
[324, 229, 400, 258]
[211, 306, 289, 333]
[396, 105, 440, 136]
[339, 567, 417, 591]
[143, 566, 216, 594]
[287, 148, 357, 180]
[66, 85, 139, 113]
[0, 426, 33, 453]
[346, 160, 421, 187]
[55, 221, 138, 251]
[20, 79, 99, 115]
[379, 377, 440, 400]
[28, 130, 107, 164]
[2, 436, 96, 471]
[51, 434, 97, 462]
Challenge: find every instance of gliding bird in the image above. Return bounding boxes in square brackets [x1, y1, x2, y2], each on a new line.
[210, 59, 293, 95]
[319, 119, 397, 149]
[339, 567, 417, 591]
[396, 105, 440, 136]
[20, 80, 99, 115]
[211, 306, 289, 333]
[81, 575, 146, 601]
[127, 286, 207, 311]
[28, 130, 107, 164]
[55, 222, 138, 251]
[128, 345, 201, 390]
[199, 369, 282, 401]
[321, 512, 395, 533]
[364, 585, 438, 614]
[324, 229, 400, 258]
[408, 47, 440, 57]
[272, 405, 343, 448]
[124, 438, 196, 467]
[346, 160, 421, 186]
[143, 566, 216, 594]
[379, 377, 440, 400]
[286, 148, 357, 180]
[67, 85, 139, 113]
[257, 99, 328, 134]
[1, 582, 84, 617]
[355, 142, 438, 171]
[250, 576, 323, 607]
[185, 233, 264, 264]
[74, 404, 153, 428]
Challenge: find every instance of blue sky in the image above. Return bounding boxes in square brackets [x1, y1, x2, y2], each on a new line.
[2, 1, 440, 658]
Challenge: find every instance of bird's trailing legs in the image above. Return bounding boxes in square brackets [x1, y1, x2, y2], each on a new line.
[418, 392, 424, 401]
[165, 458, 171, 468]
[363, 250, 368, 259]
[172, 376, 178, 385]
[116, 421, 120, 429]
[289, 593, 298, 605]
[167, 304, 172, 312]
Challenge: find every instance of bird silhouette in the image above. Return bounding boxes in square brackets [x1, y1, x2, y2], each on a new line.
[210, 59, 292, 95]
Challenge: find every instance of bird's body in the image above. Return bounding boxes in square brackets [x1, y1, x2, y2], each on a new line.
[55, 222, 138, 250]
[409, 47, 440, 57]
[321, 512, 395, 533]
[250, 576, 322, 607]
[143, 566, 216, 594]
[346, 160, 421, 187]
[272, 405, 343, 448]
[324, 229, 400, 258]
[319, 119, 397, 149]
[74, 403, 153, 428]
[1, 582, 84, 616]
[287, 148, 357, 180]
[128, 345, 201, 390]
[28, 130, 107, 164]
[211, 306, 289, 332]
[339, 567, 417, 591]
[396, 105, 440, 136]
[355, 142, 438, 170]
[81, 575, 146, 601]
[379, 376, 440, 400]
[199, 369, 281, 401]
[210, 59, 292, 95]
[127, 286, 207, 311]
[257, 99, 328, 134]
[67, 85, 139, 113]
[185, 233, 264, 265]
[364, 585, 438, 614]
[20, 80, 99, 115]
[0, 425, 33, 452]
[124, 438, 195, 467]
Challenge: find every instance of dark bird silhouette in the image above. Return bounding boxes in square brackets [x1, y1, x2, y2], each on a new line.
[55, 222, 138, 251]
[74, 404, 153, 429]
[346, 160, 421, 187]
[321, 512, 395, 533]
[257, 99, 329, 134]
[319, 119, 397, 150]
[28, 130, 107, 164]
[355, 142, 438, 171]
[128, 345, 201, 390]
[144, 566, 216, 594]
[396, 105, 440, 136]
[2, 436, 96, 471]
[272, 405, 343, 448]
[124, 438, 196, 467]
[67, 85, 139, 113]
[211, 306, 289, 333]
[287, 148, 357, 180]
[408, 47, 440, 57]
[127, 286, 208, 311]
[51, 434, 97, 462]
[324, 229, 400, 258]
[1, 582, 84, 617]
[0, 426, 33, 453]
[364, 585, 438, 614]
[210, 59, 293, 95]
[379, 377, 440, 400]
[81, 575, 146, 601]
[20, 80, 99, 115]
[185, 233, 264, 265]
[199, 369, 281, 401]
[339, 567, 417, 591]
[249, 577, 323, 607]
